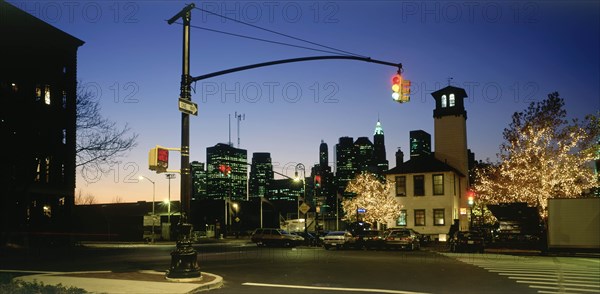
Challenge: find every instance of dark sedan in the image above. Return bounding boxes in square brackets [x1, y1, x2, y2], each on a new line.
[449, 230, 485, 253]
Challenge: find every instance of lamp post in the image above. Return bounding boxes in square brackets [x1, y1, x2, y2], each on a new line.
[139, 175, 156, 244]
[294, 163, 307, 233]
[165, 173, 176, 224]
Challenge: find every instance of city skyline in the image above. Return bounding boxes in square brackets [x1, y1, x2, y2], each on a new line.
[11, 1, 596, 204]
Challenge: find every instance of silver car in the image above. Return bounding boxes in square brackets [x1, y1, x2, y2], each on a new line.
[323, 231, 355, 250]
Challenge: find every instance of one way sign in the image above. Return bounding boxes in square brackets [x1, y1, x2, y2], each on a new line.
[178, 98, 198, 116]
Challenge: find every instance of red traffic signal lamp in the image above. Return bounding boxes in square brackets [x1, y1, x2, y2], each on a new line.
[218, 164, 232, 177]
[391, 73, 411, 103]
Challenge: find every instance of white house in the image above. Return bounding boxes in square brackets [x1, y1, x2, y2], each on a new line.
[385, 85, 472, 241]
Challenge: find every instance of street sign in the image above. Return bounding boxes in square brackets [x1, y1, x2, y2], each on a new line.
[357, 208, 366, 213]
[299, 203, 310, 214]
[178, 98, 198, 116]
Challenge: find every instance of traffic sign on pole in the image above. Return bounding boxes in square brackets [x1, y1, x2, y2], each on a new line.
[178, 98, 198, 116]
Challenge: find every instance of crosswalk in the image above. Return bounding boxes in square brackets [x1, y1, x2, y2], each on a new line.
[440, 253, 600, 294]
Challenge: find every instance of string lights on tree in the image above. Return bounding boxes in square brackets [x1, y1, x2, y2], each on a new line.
[474, 92, 599, 217]
[341, 172, 402, 225]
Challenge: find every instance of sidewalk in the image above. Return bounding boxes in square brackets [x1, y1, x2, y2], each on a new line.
[13, 270, 223, 294]
[6, 238, 250, 293]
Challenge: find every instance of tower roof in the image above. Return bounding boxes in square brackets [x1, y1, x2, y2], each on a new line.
[431, 85, 468, 119]
[374, 119, 384, 135]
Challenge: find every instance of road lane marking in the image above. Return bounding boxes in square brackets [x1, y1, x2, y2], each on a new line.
[242, 282, 430, 294]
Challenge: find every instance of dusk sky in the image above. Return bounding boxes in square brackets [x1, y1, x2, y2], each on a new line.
[10, 1, 598, 204]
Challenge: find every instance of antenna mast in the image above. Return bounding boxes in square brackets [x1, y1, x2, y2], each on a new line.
[235, 111, 245, 148]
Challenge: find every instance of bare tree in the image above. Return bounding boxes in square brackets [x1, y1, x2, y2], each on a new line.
[76, 83, 138, 174]
[112, 195, 123, 203]
[75, 189, 97, 205]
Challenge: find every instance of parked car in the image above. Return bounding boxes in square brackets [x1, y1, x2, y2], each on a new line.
[405, 228, 431, 246]
[353, 230, 384, 250]
[250, 228, 304, 247]
[384, 228, 420, 250]
[323, 231, 355, 250]
[291, 231, 319, 246]
[449, 230, 485, 253]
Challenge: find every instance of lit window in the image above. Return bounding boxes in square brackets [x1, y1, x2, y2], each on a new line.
[62, 129, 67, 144]
[62, 90, 67, 108]
[441, 95, 447, 107]
[395, 176, 406, 196]
[35, 158, 41, 182]
[433, 174, 444, 195]
[449, 94, 455, 107]
[35, 85, 42, 101]
[45, 157, 51, 183]
[414, 209, 426, 226]
[43, 205, 52, 218]
[397, 210, 407, 226]
[44, 85, 51, 105]
[434, 209, 445, 226]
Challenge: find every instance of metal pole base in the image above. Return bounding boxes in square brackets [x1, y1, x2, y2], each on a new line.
[166, 223, 201, 282]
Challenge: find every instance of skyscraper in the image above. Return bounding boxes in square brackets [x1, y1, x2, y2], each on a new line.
[354, 137, 374, 174]
[190, 161, 207, 201]
[206, 143, 248, 201]
[335, 137, 356, 197]
[319, 140, 328, 167]
[249, 152, 273, 199]
[313, 140, 335, 216]
[409, 130, 432, 158]
[373, 119, 389, 176]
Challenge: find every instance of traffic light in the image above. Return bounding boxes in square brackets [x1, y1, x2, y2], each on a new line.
[218, 164, 232, 177]
[149, 146, 169, 172]
[392, 73, 411, 103]
[391, 73, 402, 101]
[467, 190, 475, 206]
[314, 175, 321, 188]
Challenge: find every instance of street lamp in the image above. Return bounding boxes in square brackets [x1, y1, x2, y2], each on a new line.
[165, 173, 176, 224]
[139, 175, 156, 244]
[294, 163, 307, 233]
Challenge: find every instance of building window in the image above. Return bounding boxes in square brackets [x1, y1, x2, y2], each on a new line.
[395, 176, 406, 196]
[449, 93, 455, 107]
[397, 210, 407, 226]
[414, 209, 425, 226]
[441, 95, 447, 107]
[44, 85, 51, 105]
[35, 85, 42, 101]
[434, 209, 445, 226]
[413, 175, 424, 196]
[433, 174, 444, 195]
[62, 90, 67, 109]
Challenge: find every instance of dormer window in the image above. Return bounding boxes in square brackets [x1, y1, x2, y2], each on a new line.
[449, 94, 455, 107]
[441, 95, 447, 108]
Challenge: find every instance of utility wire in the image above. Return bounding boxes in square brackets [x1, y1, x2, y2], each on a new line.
[194, 7, 368, 58]
[173, 21, 355, 56]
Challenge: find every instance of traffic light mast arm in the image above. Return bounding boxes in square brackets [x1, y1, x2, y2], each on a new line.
[190, 56, 402, 82]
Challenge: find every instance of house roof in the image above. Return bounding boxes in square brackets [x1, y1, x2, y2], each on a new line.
[385, 155, 465, 176]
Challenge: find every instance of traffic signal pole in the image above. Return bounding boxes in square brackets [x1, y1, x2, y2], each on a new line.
[166, 3, 201, 281]
[163, 2, 407, 282]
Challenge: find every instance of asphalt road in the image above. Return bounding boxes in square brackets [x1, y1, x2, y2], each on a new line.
[1, 241, 598, 294]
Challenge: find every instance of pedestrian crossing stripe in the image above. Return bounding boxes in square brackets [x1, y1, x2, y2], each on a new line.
[439, 253, 600, 294]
